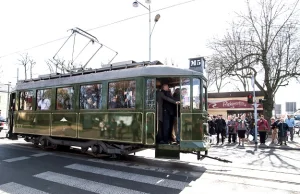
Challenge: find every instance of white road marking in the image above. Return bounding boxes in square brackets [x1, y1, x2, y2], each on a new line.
[88, 158, 178, 174]
[0, 182, 48, 194]
[65, 163, 188, 190]
[3, 156, 30, 163]
[31, 153, 52, 157]
[34, 171, 148, 194]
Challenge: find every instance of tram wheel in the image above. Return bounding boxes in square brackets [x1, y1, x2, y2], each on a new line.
[40, 139, 47, 149]
[92, 145, 100, 154]
[205, 150, 208, 155]
[197, 151, 200, 160]
[52, 144, 58, 150]
[81, 147, 89, 153]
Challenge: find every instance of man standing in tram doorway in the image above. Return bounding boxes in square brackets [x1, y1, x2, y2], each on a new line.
[156, 81, 180, 144]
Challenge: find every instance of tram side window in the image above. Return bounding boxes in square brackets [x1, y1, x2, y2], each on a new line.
[80, 84, 102, 109]
[193, 78, 200, 109]
[108, 80, 136, 109]
[56, 87, 74, 110]
[203, 86, 207, 111]
[37, 89, 52, 110]
[145, 79, 155, 109]
[181, 78, 190, 110]
[19, 91, 33, 110]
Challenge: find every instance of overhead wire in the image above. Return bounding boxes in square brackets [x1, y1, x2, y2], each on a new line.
[0, 0, 196, 59]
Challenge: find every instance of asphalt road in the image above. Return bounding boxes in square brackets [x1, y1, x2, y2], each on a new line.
[1, 137, 300, 194]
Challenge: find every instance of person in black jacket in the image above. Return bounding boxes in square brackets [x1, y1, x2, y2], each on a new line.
[156, 83, 180, 144]
[214, 115, 226, 144]
[277, 118, 289, 146]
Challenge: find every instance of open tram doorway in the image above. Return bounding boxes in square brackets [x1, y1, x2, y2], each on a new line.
[154, 77, 182, 159]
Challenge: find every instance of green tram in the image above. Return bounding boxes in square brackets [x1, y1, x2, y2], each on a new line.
[7, 60, 210, 160]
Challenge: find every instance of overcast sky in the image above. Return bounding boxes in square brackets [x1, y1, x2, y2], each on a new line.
[0, 0, 298, 109]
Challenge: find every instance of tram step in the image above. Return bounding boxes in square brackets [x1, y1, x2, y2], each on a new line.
[155, 144, 180, 159]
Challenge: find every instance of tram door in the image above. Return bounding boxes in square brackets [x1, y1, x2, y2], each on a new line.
[154, 78, 181, 159]
[7, 92, 17, 139]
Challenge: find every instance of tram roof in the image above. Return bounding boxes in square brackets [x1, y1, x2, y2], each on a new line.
[15, 62, 204, 90]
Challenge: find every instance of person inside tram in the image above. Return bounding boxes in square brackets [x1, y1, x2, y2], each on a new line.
[156, 81, 180, 144]
[38, 94, 51, 110]
[181, 88, 189, 109]
[109, 97, 118, 108]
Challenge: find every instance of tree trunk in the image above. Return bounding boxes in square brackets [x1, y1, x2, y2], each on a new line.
[263, 92, 274, 127]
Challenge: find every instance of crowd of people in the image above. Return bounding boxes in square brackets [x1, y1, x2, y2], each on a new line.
[207, 113, 297, 147]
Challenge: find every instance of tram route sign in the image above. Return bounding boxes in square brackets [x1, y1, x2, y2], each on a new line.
[189, 57, 206, 73]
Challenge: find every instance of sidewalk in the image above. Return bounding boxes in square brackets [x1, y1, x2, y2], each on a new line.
[211, 133, 300, 150]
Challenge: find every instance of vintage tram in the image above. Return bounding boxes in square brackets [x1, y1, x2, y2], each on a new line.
[7, 60, 210, 160]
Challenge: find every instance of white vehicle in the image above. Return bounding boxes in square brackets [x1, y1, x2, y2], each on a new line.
[0, 116, 8, 137]
[293, 111, 300, 136]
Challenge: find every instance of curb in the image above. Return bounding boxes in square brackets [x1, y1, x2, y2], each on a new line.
[211, 144, 300, 151]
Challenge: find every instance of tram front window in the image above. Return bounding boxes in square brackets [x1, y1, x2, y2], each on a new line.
[193, 78, 200, 109]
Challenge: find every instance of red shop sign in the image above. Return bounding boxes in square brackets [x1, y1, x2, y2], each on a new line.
[208, 100, 263, 109]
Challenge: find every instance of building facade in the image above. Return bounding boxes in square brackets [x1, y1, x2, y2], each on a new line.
[0, 91, 9, 118]
[208, 91, 264, 119]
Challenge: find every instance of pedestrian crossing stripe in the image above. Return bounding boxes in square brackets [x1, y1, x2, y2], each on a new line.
[34, 171, 147, 194]
[65, 163, 188, 190]
[0, 182, 49, 194]
[0, 162, 191, 194]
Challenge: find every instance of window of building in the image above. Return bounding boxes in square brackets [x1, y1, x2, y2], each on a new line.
[145, 79, 155, 110]
[286, 102, 296, 114]
[193, 78, 200, 109]
[19, 91, 34, 110]
[56, 87, 74, 110]
[37, 89, 52, 110]
[275, 104, 281, 116]
[181, 78, 190, 110]
[80, 84, 102, 109]
[108, 80, 136, 109]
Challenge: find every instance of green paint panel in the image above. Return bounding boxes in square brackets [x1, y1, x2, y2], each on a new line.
[78, 112, 143, 143]
[14, 112, 50, 135]
[51, 113, 77, 138]
[181, 113, 204, 141]
[155, 148, 180, 159]
[145, 112, 155, 145]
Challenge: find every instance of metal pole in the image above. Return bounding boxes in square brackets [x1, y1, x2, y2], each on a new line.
[252, 75, 258, 145]
[6, 83, 10, 119]
[149, 5, 151, 62]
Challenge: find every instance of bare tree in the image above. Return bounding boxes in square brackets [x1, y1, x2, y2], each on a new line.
[18, 53, 31, 80]
[206, 56, 230, 93]
[29, 59, 36, 79]
[46, 58, 73, 74]
[208, 0, 300, 120]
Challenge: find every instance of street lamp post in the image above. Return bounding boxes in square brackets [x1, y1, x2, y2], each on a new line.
[133, 0, 160, 62]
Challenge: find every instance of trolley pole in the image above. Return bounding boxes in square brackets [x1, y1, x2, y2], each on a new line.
[252, 75, 258, 145]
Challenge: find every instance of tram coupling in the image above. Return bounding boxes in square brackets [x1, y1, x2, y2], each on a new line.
[194, 151, 232, 163]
